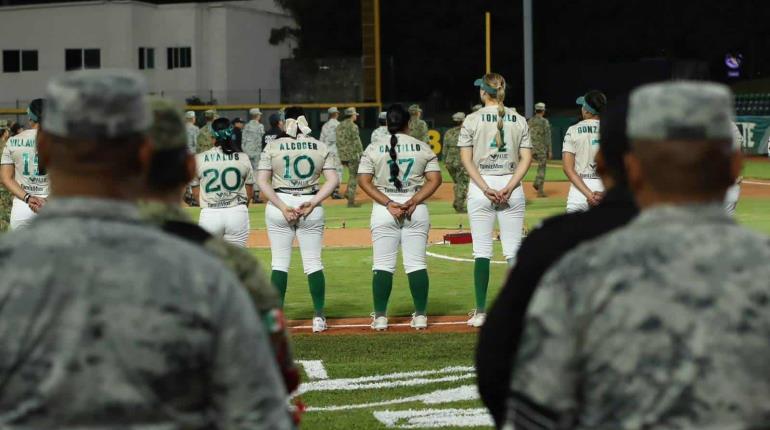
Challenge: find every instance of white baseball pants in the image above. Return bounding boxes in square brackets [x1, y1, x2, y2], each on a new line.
[566, 178, 605, 213]
[10, 197, 37, 230]
[467, 175, 526, 260]
[198, 205, 250, 247]
[265, 193, 325, 274]
[724, 183, 740, 217]
[370, 195, 430, 274]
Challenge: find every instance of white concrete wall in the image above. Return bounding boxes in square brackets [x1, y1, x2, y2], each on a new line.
[0, 0, 294, 107]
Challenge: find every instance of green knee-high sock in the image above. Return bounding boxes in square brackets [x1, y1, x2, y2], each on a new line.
[407, 269, 429, 316]
[474, 258, 491, 312]
[271, 270, 289, 306]
[307, 270, 326, 318]
[372, 270, 394, 317]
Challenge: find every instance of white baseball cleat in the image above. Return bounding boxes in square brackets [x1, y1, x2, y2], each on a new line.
[410, 314, 428, 330]
[467, 310, 487, 328]
[370, 313, 388, 331]
[312, 317, 327, 333]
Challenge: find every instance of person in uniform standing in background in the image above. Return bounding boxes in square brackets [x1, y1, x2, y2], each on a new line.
[443, 111, 469, 213]
[139, 98, 300, 415]
[563, 90, 607, 212]
[192, 118, 254, 247]
[459, 73, 533, 328]
[0, 99, 48, 230]
[528, 102, 552, 198]
[0, 69, 292, 429]
[319, 107, 344, 200]
[196, 109, 217, 153]
[408, 104, 430, 143]
[263, 112, 285, 149]
[724, 121, 743, 216]
[243, 108, 266, 203]
[358, 104, 442, 331]
[184, 111, 199, 153]
[336, 107, 364, 207]
[257, 107, 339, 333]
[0, 123, 12, 231]
[370, 111, 389, 143]
[507, 81, 770, 430]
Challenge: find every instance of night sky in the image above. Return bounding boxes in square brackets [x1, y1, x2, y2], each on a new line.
[282, 0, 770, 111]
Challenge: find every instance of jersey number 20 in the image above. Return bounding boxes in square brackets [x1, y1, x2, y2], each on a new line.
[203, 167, 242, 193]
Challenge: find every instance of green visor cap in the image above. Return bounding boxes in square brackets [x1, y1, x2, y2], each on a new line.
[474, 78, 498, 96]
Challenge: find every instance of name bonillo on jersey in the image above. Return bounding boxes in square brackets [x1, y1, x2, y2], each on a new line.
[480, 113, 517, 123]
[280, 141, 319, 151]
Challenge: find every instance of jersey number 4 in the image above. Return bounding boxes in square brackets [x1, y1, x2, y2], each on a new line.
[386, 157, 415, 183]
[203, 167, 243, 193]
[282, 155, 315, 180]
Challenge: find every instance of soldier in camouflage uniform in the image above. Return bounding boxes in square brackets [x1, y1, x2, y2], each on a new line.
[507, 81, 770, 430]
[196, 109, 217, 153]
[242, 108, 266, 202]
[139, 97, 300, 401]
[408, 104, 430, 143]
[442, 111, 468, 212]
[335, 107, 364, 207]
[0, 70, 292, 429]
[0, 125, 11, 231]
[528, 102, 551, 197]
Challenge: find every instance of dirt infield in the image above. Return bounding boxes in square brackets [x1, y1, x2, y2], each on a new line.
[289, 315, 477, 335]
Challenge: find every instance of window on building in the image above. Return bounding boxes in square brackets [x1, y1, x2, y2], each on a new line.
[166, 47, 192, 70]
[66, 48, 100, 71]
[3, 50, 38, 73]
[138, 47, 155, 70]
[21, 50, 38, 71]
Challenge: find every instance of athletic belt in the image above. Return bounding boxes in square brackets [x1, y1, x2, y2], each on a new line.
[276, 188, 318, 196]
[579, 173, 600, 180]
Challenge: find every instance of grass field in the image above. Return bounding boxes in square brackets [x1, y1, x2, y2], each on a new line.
[209, 159, 770, 429]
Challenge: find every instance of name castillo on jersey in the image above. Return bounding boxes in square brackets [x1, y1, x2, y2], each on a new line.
[359, 134, 440, 196]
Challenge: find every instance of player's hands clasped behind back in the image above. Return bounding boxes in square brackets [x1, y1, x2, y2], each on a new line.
[296, 201, 318, 219]
[28, 196, 47, 213]
[280, 205, 300, 223]
[386, 200, 408, 222]
[588, 191, 604, 207]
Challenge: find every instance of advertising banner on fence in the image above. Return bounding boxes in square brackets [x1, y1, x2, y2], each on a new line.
[736, 116, 770, 155]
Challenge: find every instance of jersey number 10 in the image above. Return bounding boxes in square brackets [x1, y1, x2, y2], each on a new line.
[282, 155, 315, 180]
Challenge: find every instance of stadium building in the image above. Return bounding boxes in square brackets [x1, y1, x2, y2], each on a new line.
[0, 0, 295, 108]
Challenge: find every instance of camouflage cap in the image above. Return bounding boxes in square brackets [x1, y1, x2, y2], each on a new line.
[249, 108, 262, 116]
[328, 107, 339, 114]
[184, 111, 196, 119]
[344, 107, 358, 116]
[204, 109, 217, 119]
[408, 104, 422, 113]
[148, 97, 187, 151]
[452, 112, 466, 122]
[471, 104, 483, 112]
[0, 119, 8, 128]
[535, 102, 546, 110]
[378, 111, 387, 120]
[628, 81, 734, 141]
[43, 69, 150, 139]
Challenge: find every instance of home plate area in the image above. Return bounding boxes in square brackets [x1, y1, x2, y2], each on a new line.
[295, 360, 494, 428]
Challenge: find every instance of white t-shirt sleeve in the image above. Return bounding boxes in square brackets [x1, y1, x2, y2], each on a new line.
[562, 127, 576, 154]
[424, 153, 441, 172]
[257, 149, 272, 171]
[322, 149, 338, 170]
[1, 146, 12, 165]
[457, 116, 475, 148]
[358, 148, 375, 175]
[519, 120, 532, 149]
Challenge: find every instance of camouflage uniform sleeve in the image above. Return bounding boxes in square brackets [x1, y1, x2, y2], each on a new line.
[508, 263, 581, 428]
[210, 271, 293, 429]
[545, 120, 552, 157]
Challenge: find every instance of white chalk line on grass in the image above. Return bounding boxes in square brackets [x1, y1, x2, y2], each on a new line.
[296, 360, 329, 380]
[306, 385, 479, 412]
[743, 180, 770, 186]
[296, 366, 474, 395]
[291, 320, 468, 330]
[374, 407, 494, 428]
[425, 251, 507, 265]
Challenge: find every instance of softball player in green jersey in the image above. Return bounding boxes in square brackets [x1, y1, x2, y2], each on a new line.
[459, 73, 533, 328]
[257, 107, 339, 333]
[358, 104, 442, 331]
[192, 118, 254, 247]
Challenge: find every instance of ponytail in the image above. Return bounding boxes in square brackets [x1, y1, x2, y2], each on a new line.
[211, 118, 240, 155]
[385, 104, 410, 191]
[494, 81, 506, 149]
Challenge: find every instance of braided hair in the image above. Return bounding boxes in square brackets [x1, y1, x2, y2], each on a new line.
[211, 117, 241, 155]
[481, 73, 507, 149]
[386, 104, 410, 191]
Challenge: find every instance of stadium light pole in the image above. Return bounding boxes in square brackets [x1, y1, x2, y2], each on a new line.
[523, 0, 534, 118]
[485, 12, 491, 74]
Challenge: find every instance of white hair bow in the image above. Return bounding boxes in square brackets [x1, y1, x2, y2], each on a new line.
[285, 115, 312, 138]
